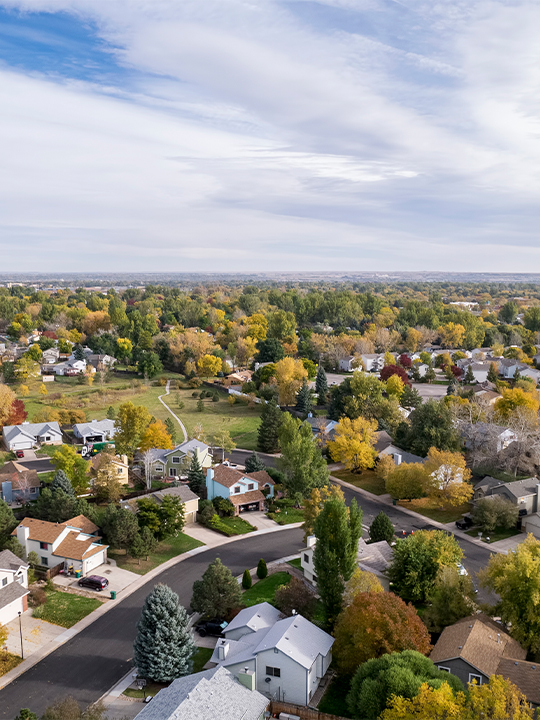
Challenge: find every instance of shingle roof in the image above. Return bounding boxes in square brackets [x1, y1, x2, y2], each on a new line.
[14, 517, 67, 544]
[0, 462, 40, 488]
[211, 465, 275, 489]
[0, 549, 28, 572]
[379, 444, 426, 464]
[151, 486, 199, 504]
[229, 489, 265, 507]
[0, 578, 29, 611]
[132, 667, 269, 720]
[73, 419, 115, 437]
[2, 422, 61, 442]
[53, 531, 106, 561]
[247, 470, 275, 486]
[252, 614, 334, 670]
[496, 658, 540, 705]
[65, 515, 99, 535]
[225, 602, 281, 636]
[164, 439, 211, 457]
[357, 539, 393, 574]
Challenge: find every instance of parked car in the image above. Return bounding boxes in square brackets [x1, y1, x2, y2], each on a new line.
[78, 575, 109, 591]
[15, 450, 24, 458]
[455, 515, 473, 530]
[195, 618, 228, 637]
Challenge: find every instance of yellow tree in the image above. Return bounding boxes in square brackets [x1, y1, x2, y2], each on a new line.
[116, 337, 133, 361]
[114, 402, 151, 456]
[383, 351, 395, 366]
[467, 675, 534, 720]
[139, 420, 173, 452]
[438, 323, 466, 349]
[19, 384, 29, 397]
[197, 354, 222, 378]
[38, 383, 47, 396]
[328, 417, 378, 473]
[0, 383, 16, 426]
[302, 484, 345, 540]
[380, 682, 467, 720]
[274, 357, 307, 406]
[424, 448, 473, 508]
[386, 374, 405, 399]
[246, 313, 268, 341]
[405, 327, 423, 352]
[94, 453, 123, 503]
[343, 568, 383, 605]
[495, 388, 539, 423]
[385, 463, 427, 500]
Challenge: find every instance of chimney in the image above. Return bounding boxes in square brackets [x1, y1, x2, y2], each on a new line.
[238, 668, 255, 692]
[217, 640, 229, 660]
[394, 453, 402, 466]
[16, 524, 29, 549]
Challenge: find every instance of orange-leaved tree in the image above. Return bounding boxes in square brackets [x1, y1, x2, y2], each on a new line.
[139, 420, 173, 452]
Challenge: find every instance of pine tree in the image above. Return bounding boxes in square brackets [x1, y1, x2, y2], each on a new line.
[315, 365, 328, 405]
[50, 470, 75, 497]
[369, 512, 395, 543]
[401, 385, 422, 409]
[196, 398, 204, 412]
[244, 452, 266, 473]
[257, 399, 283, 453]
[487, 362, 498, 383]
[446, 380, 456, 396]
[513, 367, 521, 383]
[257, 558, 268, 579]
[106, 406, 116, 420]
[134, 584, 195, 682]
[165, 417, 177, 446]
[130, 526, 157, 564]
[295, 378, 312, 415]
[191, 558, 242, 618]
[187, 453, 206, 495]
[242, 569, 252, 589]
[464, 365, 475, 384]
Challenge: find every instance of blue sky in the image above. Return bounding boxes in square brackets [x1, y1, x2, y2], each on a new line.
[0, 0, 539, 272]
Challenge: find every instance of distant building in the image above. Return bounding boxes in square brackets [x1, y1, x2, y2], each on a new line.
[2, 421, 62, 452]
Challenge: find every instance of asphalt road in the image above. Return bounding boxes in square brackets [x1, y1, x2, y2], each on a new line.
[18, 458, 54, 473]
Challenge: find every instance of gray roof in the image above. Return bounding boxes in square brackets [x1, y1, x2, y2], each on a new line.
[151, 486, 199, 504]
[224, 602, 281, 636]
[0, 578, 29, 611]
[2, 422, 61, 442]
[0, 549, 28, 572]
[379, 444, 426, 464]
[474, 476, 539, 499]
[73, 419, 115, 436]
[357, 539, 393, 574]
[132, 667, 268, 720]
[164, 439, 211, 458]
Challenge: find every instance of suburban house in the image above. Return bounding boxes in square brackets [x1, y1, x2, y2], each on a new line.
[205, 465, 274, 515]
[150, 439, 213, 480]
[302, 536, 393, 590]
[471, 385, 500, 405]
[86, 353, 117, 370]
[498, 358, 526, 379]
[0, 461, 41, 504]
[0, 549, 29, 625]
[473, 476, 540, 516]
[460, 423, 516, 453]
[225, 370, 253, 386]
[89, 452, 130, 486]
[379, 444, 426, 465]
[2, 421, 62, 451]
[41, 347, 60, 365]
[305, 417, 338, 444]
[132, 666, 269, 720]
[73, 419, 116, 444]
[210, 602, 334, 705]
[13, 516, 107, 576]
[52, 358, 89, 376]
[121, 485, 199, 524]
[430, 614, 540, 707]
[457, 360, 490, 384]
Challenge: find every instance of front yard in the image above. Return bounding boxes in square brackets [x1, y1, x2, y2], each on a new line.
[33, 589, 103, 628]
[209, 516, 256, 536]
[466, 527, 522, 543]
[242, 571, 291, 607]
[267, 498, 305, 525]
[396, 497, 471, 524]
[0, 652, 23, 678]
[331, 468, 387, 496]
[108, 532, 204, 575]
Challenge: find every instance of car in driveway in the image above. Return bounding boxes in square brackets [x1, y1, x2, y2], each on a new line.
[15, 450, 24, 458]
[456, 515, 474, 530]
[78, 575, 109, 591]
[195, 618, 228, 637]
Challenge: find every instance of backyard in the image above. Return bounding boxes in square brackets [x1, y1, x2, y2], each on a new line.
[108, 532, 204, 574]
[242, 571, 291, 606]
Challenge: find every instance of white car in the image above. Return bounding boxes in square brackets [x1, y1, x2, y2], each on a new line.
[457, 562, 468, 576]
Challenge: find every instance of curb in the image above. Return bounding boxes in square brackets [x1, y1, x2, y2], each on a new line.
[0, 522, 303, 691]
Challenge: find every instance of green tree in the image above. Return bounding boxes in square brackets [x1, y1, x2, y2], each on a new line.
[401, 385, 423, 409]
[114, 402, 151, 456]
[423, 566, 476, 632]
[369, 512, 394, 543]
[401, 400, 461, 456]
[464, 365, 475, 384]
[267, 309, 296, 340]
[295, 378, 312, 415]
[315, 364, 328, 405]
[187, 453, 206, 494]
[257, 398, 283, 453]
[347, 650, 464, 720]
[73, 344, 85, 361]
[106, 406, 116, 420]
[242, 569, 252, 589]
[130, 526, 157, 563]
[14, 710, 38, 720]
[244, 452, 266, 473]
[196, 397, 204, 412]
[133, 583, 195, 682]
[257, 558, 267, 579]
[165, 417, 177, 446]
[499, 301, 519, 324]
[523, 306, 540, 332]
[191, 558, 243, 619]
[102, 504, 140, 550]
[487, 362, 499, 383]
[472, 496, 518, 534]
[29, 488, 97, 525]
[26, 550, 40, 569]
[0, 498, 17, 546]
[50, 469, 75, 496]
[388, 529, 464, 603]
[137, 351, 163, 378]
[51, 445, 89, 495]
[158, 495, 185, 539]
[256, 337, 284, 363]
[136, 498, 162, 536]
[313, 496, 363, 625]
[213, 427, 236, 462]
[279, 413, 329, 498]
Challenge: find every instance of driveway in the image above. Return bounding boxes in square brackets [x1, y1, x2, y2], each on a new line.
[411, 382, 448, 399]
[243, 511, 277, 530]
[4, 613, 65, 660]
[53, 563, 139, 596]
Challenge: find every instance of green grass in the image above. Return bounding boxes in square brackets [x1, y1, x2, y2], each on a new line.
[331, 468, 387, 495]
[397, 497, 471, 524]
[287, 558, 302, 569]
[123, 681, 168, 698]
[211, 516, 256, 536]
[317, 673, 354, 718]
[242, 572, 291, 606]
[466, 527, 522, 543]
[108, 532, 204, 575]
[33, 590, 102, 628]
[192, 646, 213, 674]
[267, 498, 305, 525]
[472, 467, 530, 484]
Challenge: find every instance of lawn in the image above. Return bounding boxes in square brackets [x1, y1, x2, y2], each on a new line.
[33, 590, 102, 628]
[192, 646, 213, 674]
[287, 558, 302, 570]
[317, 673, 354, 719]
[211, 516, 256, 536]
[242, 572, 291, 607]
[0, 652, 23, 678]
[108, 532, 204, 575]
[331, 468, 387, 496]
[466, 527, 522, 543]
[397, 497, 471, 524]
[267, 498, 305, 525]
[123, 681, 168, 698]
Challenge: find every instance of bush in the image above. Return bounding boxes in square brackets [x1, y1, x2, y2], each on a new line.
[192, 391, 199, 397]
[29, 587, 47, 607]
[189, 378, 202, 388]
[257, 559, 268, 579]
[199, 504, 216, 526]
[275, 576, 316, 619]
[158, 377, 168, 386]
[212, 394, 219, 402]
[212, 497, 235, 517]
[242, 569, 252, 589]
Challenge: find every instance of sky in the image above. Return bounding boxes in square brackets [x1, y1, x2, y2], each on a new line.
[0, 0, 539, 272]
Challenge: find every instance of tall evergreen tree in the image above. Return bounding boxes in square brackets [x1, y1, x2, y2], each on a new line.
[134, 583, 195, 682]
[165, 417, 177, 446]
[244, 452, 266, 473]
[400, 385, 422, 409]
[257, 398, 283, 453]
[315, 365, 328, 405]
[106, 406, 116, 420]
[50, 469, 75, 496]
[369, 512, 395, 543]
[278, 413, 329, 497]
[487, 362, 498, 383]
[191, 558, 242, 619]
[464, 365, 475, 384]
[295, 378, 312, 415]
[187, 453, 206, 495]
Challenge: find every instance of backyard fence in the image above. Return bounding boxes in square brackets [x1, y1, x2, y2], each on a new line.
[269, 701, 349, 720]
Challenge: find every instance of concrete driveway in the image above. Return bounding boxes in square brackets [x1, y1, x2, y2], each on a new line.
[53, 563, 139, 596]
[411, 382, 448, 399]
[243, 511, 278, 530]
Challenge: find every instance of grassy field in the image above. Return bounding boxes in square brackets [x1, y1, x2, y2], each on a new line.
[108, 532, 204, 574]
[331, 468, 387, 495]
[242, 572, 291, 607]
[33, 590, 102, 628]
[212, 516, 256, 535]
[397, 497, 471, 524]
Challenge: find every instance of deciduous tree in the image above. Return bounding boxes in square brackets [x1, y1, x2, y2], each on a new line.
[275, 576, 317, 619]
[302, 484, 345, 541]
[114, 402, 151, 455]
[0, 383, 16, 426]
[197, 354, 222, 378]
[328, 416, 377, 473]
[472, 495, 518, 533]
[385, 462, 427, 501]
[139, 420, 173, 452]
[94, 453, 123, 503]
[102, 504, 140, 550]
[424, 448, 473, 507]
[423, 565, 476, 632]
[6, 399, 27, 425]
[51, 445, 89, 495]
[279, 413, 329, 498]
[274, 357, 307, 406]
[343, 568, 383, 606]
[213, 427, 236, 462]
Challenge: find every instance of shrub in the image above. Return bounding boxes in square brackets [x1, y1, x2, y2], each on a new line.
[257, 559, 268, 579]
[158, 377, 168, 386]
[242, 569, 252, 589]
[275, 576, 316, 619]
[29, 587, 47, 607]
[199, 504, 216, 526]
[192, 391, 199, 397]
[212, 393, 219, 402]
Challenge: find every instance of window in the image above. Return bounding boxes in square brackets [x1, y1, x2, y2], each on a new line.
[234, 486, 240, 494]
[438, 667, 451, 673]
[169, 468, 177, 477]
[248, 483, 254, 491]
[1, 578, 7, 587]
[265, 666, 281, 677]
[117, 467, 123, 474]
[469, 674, 482, 685]
[40, 542, 48, 550]
[44, 435, 51, 441]
[155, 466, 163, 473]
[41, 557, 48, 566]
[304, 553, 310, 564]
[172, 457, 180, 464]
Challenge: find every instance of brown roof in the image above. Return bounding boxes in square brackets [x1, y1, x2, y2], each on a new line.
[496, 658, 540, 705]
[0, 462, 40, 489]
[212, 465, 275, 489]
[13, 518, 67, 544]
[430, 616, 526, 677]
[65, 515, 99, 535]
[229, 489, 266, 506]
[53, 531, 106, 561]
[247, 470, 275, 486]
[89, 452, 127, 472]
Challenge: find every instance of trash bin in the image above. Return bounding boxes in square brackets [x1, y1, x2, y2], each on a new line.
[110, 590, 117, 600]
[75, 570, 81, 578]
[392, 499, 397, 506]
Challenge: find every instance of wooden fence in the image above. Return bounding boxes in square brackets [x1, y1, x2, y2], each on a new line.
[269, 701, 349, 720]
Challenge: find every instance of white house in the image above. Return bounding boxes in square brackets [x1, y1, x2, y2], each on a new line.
[0, 549, 29, 625]
[2, 421, 62, 451]
[13, 516, 107, 576]
[73, 419, 116, 444]
[210, 602, 334, 705]
[206, 465, 274, 515]
[53, 358, 89, 376]
[41, 348, 60, 365]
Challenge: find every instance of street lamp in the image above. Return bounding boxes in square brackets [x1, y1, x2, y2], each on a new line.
[18, 611, 24, 660]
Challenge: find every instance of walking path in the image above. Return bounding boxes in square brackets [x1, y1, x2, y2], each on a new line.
[158, 380, 188, 443]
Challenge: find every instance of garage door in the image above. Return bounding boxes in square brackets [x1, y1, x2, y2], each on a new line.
[84, 551, 105, 574]
[12, 440, 33, 450]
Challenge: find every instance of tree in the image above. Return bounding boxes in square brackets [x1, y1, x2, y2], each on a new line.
[136, 498, 162, 536]
[158, 495, 185, 539]
[50, 469, 75, 496]
[274, 357, 308, 406]
[389, 530, 464, 603]
[401, 400, 461, 456]
[267, 309, 296, 340]
[187, 453, 206, 494]
[197, 354, 222, 378]
[0, 383, 16, 426]
[302, 484, 345, 541]
[116, 337, 133, 362]
[423, 565, 476, 632]
[106, 406, 116, 420]
[424, 448, 473, 508]
[256, 337, 284, 363]
[213, 427, 236, 462]
[0, 498, 16, 546]
[369, 512, 394, 543]
[257, 399, 282, 453]
[38, 383, 48, 396]
[328, 417, 377, 473]
[257, 558, 267, 579]
[6, 399, 27, 425]
[94, 453, 123, 503]
[343, 568, 383, 606]
[133, 583, 195, 682]
[164, 417, 176, 446]
[102, 504, 140, 550]
[244, 452, 265, 473]
[51, 445, 89, 495]
[380, 365, 411, 387]
[480, 534, 540, 651]
[139, 420, 173, 452]
[472, 495, 518, 533]
[141, 448, 160, 491]
[333, 592, 432, 676]
[523, 306, 540, 332]
[191, 558, 243, 619]
[130, 526, 157, 563]
[278, 413, 329, 498]
[295, 377, 312, 415]
[41, 696, 107, 720]
[29, 487, 97, 524]
[386, 374, 405, 399]
[385, 462, 427, 501]
[499, 301, 519, 324]
[137, 351, 163, 378]
[242, 569, 252, 589]
[14, 710, 38, 720]
[347, 650, 464, 720]
[196, 397, 204, 412]
[466, 674, 534, 720]
[487, 362, 499, 383]
[114, 402, 151, 455]
[275, 576, 317, 619]
[26, 550, 40, 569]
[495, 387, 539, 422]
[315, 365, 328, 404]
[313, 496, 363, 625]
[379, 681, 467, 720]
